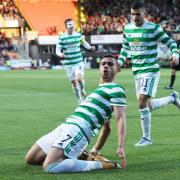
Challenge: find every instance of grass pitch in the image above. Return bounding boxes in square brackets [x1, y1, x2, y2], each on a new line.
[0, 68, 180, 180]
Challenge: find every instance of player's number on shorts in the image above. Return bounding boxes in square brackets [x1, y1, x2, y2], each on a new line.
[142, 78, 149, 88]
[62, 134, 72, 142]
[59, 134, 72, 146]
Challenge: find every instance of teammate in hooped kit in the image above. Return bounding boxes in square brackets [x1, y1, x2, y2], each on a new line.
[118, 1, 180, 146]
[25, 55, 127, 173]
[56, 19, 95, 104]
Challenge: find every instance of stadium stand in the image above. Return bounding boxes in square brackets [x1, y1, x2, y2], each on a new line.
[0, 0, 21, 20]
[15, 0, 77, 35]
[0, 0, 179, 69]
[80, 0, 180, 40]
[77, 0, 180, 68]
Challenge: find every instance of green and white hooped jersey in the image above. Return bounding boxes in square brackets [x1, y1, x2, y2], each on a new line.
[57, 31, 84, 66]
[66, 83, 126, 142]
[118, 21, 179, 77]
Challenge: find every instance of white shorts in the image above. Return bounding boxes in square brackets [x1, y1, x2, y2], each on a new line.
[65, 62, 84, 81]
[135, 72, 160, 98]
[36, 123, 88, 159]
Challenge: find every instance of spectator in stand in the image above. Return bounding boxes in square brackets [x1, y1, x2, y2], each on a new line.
[0, 31, 18, 61]
[0, 0, 22, 20]
[80, 0, 180, 36]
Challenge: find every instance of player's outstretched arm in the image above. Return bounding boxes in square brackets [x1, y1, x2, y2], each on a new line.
[113, 106, 126, 169]
[90, 122, 111, 154]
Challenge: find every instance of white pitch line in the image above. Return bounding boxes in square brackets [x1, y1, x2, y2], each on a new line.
[0, 92, 66, 97]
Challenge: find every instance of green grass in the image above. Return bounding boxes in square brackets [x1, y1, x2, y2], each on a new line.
[0, 68, 180, 180]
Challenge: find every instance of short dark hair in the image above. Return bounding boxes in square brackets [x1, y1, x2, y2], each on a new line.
[100, 54, 117, 62]
[131, 1, 144, 9]
[102, 54, 116, 59]
[64, 18, 73, 25]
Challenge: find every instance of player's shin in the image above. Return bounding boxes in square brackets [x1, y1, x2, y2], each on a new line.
[79, 80, 86, 100]
[150, 96, 174, 111]
[139, 107, 151, 140]
[44, 159, 102, 173]
[72, 85, 83, 103]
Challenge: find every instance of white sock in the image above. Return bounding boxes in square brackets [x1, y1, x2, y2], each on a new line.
[139, 107, 151, 140]
[150, 95, 174, 111]
[72, 85, 82, 103]
[44, 159, 102, 173]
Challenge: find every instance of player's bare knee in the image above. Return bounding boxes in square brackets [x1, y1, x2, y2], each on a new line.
[43, 159, 53, 170]
[138, 98, 148, 109]
[138, 104, 144, 109]
[25, 150, 45, 165]
[77, 79, 82, 83]
[71, 80, 78, 87]
[25, 152, 40, 165]
[25, 153, 33, 165]
[77, 76, 83, 82]
[43, 161, 49, 170]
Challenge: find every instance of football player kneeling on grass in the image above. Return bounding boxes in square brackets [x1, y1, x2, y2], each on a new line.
[25, 54, 127, 173]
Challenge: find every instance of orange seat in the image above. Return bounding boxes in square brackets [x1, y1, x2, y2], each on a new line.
[15, 0, 77, 35]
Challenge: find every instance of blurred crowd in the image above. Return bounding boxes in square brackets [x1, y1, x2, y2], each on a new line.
[0, 0, 21, 20]
[80, 0, 129, 35]
[80, 0, 180, 40]
[0, 31, 17, 66]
